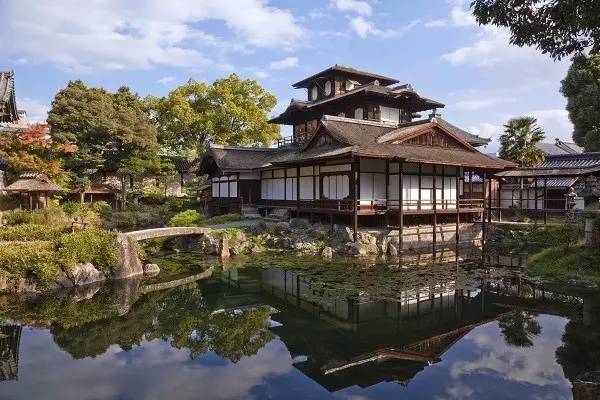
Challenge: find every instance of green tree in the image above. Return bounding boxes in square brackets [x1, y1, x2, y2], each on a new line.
[561, 54, 600, 151]
[470, 0, 600, 60]
[147, 74, 280, 155]
[499, 116, 545, 167]
[48, 81, 160, 207]
[498, 310, 542, 347]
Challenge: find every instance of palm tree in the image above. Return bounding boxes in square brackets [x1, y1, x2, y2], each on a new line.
[499, 117, 546, 167]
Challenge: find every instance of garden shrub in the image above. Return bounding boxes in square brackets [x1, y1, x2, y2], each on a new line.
[168, 209, 206, 227]
[4, 208, 32, 225]
[0, 224, 63, 241]
[28, 202, 71, 228]
[0, 241, 60, 288]
[57, 229, 119, 275]
[91, 201, 112, 218]
[102, 205, 172, 231]
[206, 213, 244, 225]
[140, 191, 167, 205]
[62, 201, 88, 215]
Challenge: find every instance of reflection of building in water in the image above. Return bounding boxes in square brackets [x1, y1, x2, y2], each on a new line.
[0, 325, 21, 381]
[216, 266, 510, 391]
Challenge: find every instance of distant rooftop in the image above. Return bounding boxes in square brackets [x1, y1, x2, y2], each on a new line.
[536, 139, 583, 156]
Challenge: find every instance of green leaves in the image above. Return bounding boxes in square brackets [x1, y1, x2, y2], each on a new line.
[561, 54, 600, 151]
[499, 116, 545, 167]
[147, 74, 280, 155]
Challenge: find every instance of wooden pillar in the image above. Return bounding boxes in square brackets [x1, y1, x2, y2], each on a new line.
[482, 171, 487, 245]
[433, 164, 437, 253]
[418, 164, 422, 210]
[543, 177, 548, 224]
[352, 158, 358, 242]
[534, 177, 538, 225]
[296, 166, 300, 217]
[498, 178, 503, 222]
[487, 174, 493, 224]
[519, 177, 524, 211]
[469, 170, 473, 199]
[399, 160, 404, 252]
[385, 159, 390, 227]
[455, 167, 460, 246]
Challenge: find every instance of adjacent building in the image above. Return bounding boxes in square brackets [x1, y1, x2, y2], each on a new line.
[199, 65, 513, 240]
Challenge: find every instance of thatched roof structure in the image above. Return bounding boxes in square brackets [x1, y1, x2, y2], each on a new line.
[4, 173, 65, 193]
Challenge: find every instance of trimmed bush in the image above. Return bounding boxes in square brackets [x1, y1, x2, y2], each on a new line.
[168, 210, 206, 227]
[91, 201, 112, 218]
[0, 224, 64, 241]
[206, 213, 244, 225]
[57, 229, 119, 275]
[0, 241, 60, 288]
[3, 208, 32, 225]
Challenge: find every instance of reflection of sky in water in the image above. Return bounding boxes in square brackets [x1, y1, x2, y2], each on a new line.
[1, 315, 572, 400]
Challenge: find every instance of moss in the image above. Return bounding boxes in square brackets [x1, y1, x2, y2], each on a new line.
[527, 246, 600, 285]
[205, 213, 244, 225]
[0, 241, 60, 288]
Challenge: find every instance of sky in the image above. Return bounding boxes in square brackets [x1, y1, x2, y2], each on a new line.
[1, 0, 574, 153]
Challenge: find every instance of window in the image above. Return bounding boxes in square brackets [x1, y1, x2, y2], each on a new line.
[354, 107, 363, 120]
[324, 81, 332, 96]
[322, 175, 349, 200]
[311, 85, 318, 100]
[380, 106, 400, 123]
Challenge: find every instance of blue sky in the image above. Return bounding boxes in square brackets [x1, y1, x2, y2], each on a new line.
[2, 0, 573, 152]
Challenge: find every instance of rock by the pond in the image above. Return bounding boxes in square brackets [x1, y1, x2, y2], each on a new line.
[143, 263, 160, 276]
[71, 263, 106, 286]
[567, 277, 598, 289]
[387, 242, 398, 257]
[273, 221, 292, 234]
[345, 242, 367, 256]
[289, 218, 310, 229]
[322, 246, 333, 258]
[220, 236, 230, 258]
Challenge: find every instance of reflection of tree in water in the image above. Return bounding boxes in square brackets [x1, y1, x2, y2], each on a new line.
[498, 310, 542, 347]
[2, 284, 274, 363]
[556, 318, 600, 381]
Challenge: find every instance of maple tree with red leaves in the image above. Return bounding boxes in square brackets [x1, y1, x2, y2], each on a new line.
[0, 123, 74, 184]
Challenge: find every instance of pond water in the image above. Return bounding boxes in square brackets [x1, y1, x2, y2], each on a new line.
[1, 250, 599, 400]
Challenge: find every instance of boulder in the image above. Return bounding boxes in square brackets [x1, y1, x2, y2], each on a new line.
[143, 263, 161, 276]
[273, 221, 292, 234]
[289, 218, 310, 229]
[345, 242, 367, 257]
[321, 246, 333, 258]
[70, 263, 106, 286]
[387, 242, 398, 258]
[220, 236, 230, 258]
[199, 235, 219, 255]
[333, 225, 354, 243]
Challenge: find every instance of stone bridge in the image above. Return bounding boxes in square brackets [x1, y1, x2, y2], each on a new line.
[116, 227, 213, 279]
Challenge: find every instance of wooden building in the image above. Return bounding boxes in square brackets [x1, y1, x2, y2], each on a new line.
[199, 65, 513, 240]
[0, 72, 18, 124]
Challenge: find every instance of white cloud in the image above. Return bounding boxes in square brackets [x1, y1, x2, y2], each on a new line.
[456, 97, 516, 111]
[1, 0, 305, 72]
[255, 71, 270, 79]
[532, 109, 574, 142]
[424, 19, 449, 28]
[331, 0, 372, 16]
[16, 97, 50, 123]
[350, 16, 419, 38]
[269, 56, 299, 70]
[157, 76, 176, 86]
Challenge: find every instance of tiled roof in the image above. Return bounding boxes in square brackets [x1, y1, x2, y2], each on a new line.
[536, 140, 583, 156]
[539, 152, 600, 168]
[200, 145, 284, 172]
[292, 65, 400, 88]
[0, 72, 18, 123]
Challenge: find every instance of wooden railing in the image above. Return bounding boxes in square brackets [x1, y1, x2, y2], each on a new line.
[257, 198, 485, 212]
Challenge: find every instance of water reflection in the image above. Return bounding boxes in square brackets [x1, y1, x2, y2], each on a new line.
[0, 251, 599, 399]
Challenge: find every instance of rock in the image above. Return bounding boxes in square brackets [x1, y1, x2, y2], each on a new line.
[220, 236, 230, 258]
[55, 269, 74, 288]
[377, 236, 389, 255]
[273, 221, 292, 234]
[70, 263, 106, 286]
[321, 246, 333, 258]
[143, 263, 160, 276]
[567, 278, 598, 289]
[345, 242, 367, 257]
[387, 242, 398, 257]
[250, 243, 263, 253]
[333, 225, 354, 243]
[115, 233, 144, 279]
[289, 218, 310, 229]
[0, 274, 6, 292]
[199, 235, 219, 255]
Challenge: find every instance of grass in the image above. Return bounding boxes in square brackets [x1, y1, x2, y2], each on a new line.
[527, 245, 600, 285]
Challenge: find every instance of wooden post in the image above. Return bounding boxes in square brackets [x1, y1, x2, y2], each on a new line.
[519, 177, 524, 212]
[534, 177, 538, 225]
[543, 177, 548, 224]
[418, 164, 422, 210]
[455, 167, 460, 247]
[296, 166, 300, 217]
[482, 171, 487, 246]
[469, 170, 473, 199]
[352, 158, 358, 242]
[385, 159, 390, 228]
[399, 160, 404, 253]
[433, 164, 437, 254]
[498, 178, 503, 222]
[487, 174, 492, 224]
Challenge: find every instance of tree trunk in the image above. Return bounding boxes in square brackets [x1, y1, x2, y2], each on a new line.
[121, 175, 127, 210]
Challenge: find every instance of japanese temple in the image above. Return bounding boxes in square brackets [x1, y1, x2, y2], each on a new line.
[199, 65, 514, 241]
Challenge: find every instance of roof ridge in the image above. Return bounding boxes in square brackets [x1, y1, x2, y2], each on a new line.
[209, 144, 280, 152]
[322, 114, 399, 128]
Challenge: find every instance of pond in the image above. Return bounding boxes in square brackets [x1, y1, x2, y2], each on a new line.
[1, 250, 599, 400]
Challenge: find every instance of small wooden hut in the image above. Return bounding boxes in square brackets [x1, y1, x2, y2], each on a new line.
[4, 173, 65, 209]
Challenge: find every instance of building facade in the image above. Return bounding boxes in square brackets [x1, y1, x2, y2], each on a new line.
[199, 66, 513, 240]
